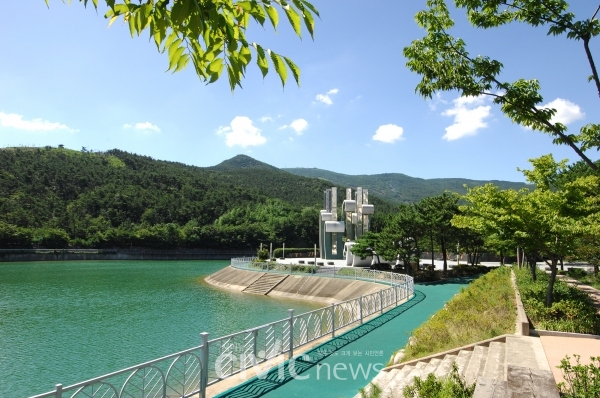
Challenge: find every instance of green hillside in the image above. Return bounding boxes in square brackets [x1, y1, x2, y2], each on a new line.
[0, 148, 524, 250]
[0, 148, 337, 249]
[283, 168, 531, 203]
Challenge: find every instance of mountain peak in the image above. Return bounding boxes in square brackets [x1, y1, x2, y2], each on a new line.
[211, 155, 278, 171]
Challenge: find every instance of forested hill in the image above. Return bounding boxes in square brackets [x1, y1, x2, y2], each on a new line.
[0, 148, 524, 250]
[283, 168, 531, 203]
[0, 148, 342, 250]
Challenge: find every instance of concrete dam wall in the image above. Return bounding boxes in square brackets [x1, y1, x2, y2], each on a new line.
[205, 266, 389, 304]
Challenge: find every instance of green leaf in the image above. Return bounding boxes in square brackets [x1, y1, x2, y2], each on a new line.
[128, 14, 136, 37]
[283, 6, 302, 37]
[253, 43, 269, 78]
[208, 58, 224, 74]
[171, 0, 190, 27]
[300, 0, 319, 18]
[167, 38, 184, 71]
[264, 4, 279, 30]
[163, 32, 179, 53]
[174, 53, 190, 73]
[227, 65, 238, 92]
[168, 38, 183, 60]
[283, 56, 300, 86]
[269, 50, 287, 87]
[239, 45, 252, 66]
[108, 15, 119, 28]
[300, 5, 315, 39]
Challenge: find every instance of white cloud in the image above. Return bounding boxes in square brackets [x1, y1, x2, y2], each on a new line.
[260, 116, 273, 123]
[315, 88, 339, 105]
[541, 98, 585, 125]
[123, 122, 161, 133]
[441, 95, 491, 141]
[372, 124, 405, 143]
[0, 112, 77, 132]
[216, 116, 266, 147]
[279, 118, 309, 135]
[289, 119, 309, 135]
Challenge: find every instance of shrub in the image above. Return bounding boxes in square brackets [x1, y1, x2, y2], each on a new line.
[402, 364, 475, 398]
[273, 247, 318, 258]
[514, 267, 600, 334]
[558, 355, 600, 397]
[567, 268, 588, 279]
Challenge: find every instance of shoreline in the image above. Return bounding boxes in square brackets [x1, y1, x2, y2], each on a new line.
[0, 248, 254, 262]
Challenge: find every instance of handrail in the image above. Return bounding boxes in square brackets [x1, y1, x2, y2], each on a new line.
[30, 258, 414, 398]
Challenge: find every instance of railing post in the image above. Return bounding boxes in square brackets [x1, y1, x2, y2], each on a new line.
[359, 295, 363, 325]
[380, 290, 383, 314]
[331, 303, 336, 338]
[333, 265, 336, 278]
[253, 329, 258, 363]
[395, 285, 398, 306]
[288, 309, 294, 359]
[54, 384, 63, 398]
[200, 332, 209, 398]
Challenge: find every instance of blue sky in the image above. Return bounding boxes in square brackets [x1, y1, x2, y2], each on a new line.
[0, 1, 598, 182]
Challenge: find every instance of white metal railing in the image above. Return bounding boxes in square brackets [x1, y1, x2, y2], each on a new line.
[231, 257, 413, 288]
[30, 258, 414, 398]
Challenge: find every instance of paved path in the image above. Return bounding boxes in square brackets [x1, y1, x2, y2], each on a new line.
[556, 275, 600, 312]
[215, 278, 473, 398]
[540, 275, 600, 385]
[540, 334, 600, 385]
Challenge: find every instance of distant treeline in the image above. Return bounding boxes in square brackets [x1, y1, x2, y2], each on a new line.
[0, 147, 340, 249]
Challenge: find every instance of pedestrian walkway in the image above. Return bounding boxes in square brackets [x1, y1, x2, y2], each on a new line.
[215, 278, 474, 398]
[556, 275, 600, 312]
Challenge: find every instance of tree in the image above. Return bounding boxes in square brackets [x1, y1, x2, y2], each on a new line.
[453, 154, 600, 307]
[403, 0, 600, 172]
[48, 0, 320, 90]
[380, 204, 427, 273]
[416, 192, 460, 272]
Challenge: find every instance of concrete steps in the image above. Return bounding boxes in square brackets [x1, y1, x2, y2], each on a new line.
[242, 273, 288, 295]
[355, 335, 559, 398]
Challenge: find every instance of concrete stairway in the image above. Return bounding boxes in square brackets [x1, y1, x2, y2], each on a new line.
[356, 335, 559, 398]
[242, 273, 288, 295]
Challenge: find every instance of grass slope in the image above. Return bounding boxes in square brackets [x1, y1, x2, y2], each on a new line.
[401, 267, 515, 362]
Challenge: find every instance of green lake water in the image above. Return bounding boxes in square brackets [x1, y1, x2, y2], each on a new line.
[0, 260, 321, 398]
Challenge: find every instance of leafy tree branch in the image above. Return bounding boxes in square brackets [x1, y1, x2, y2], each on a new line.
[45, 0, 319, 90]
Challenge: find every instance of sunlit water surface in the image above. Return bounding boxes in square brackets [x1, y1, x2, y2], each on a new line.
[0, 260, 320, 397]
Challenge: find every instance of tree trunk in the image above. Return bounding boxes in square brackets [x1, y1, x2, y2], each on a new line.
[500, 249, 504, 265]
[430, 233, 434, 269]
[560, 257, 564, 271]
[546, 257, 558, 308]
[441, 238, 447, 272]
[526, 253, 536, 282]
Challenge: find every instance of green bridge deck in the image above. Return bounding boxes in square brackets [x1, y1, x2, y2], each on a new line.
[215, 277, 473, 398]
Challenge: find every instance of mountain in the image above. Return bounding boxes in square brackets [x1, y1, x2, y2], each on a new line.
[0, 148, 347, 249]
[211, 154, 279, 171]
[0, 148, 527, 250]
[283, 168, 531, 203]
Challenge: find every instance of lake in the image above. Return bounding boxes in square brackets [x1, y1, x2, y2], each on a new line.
[0, 260, 321, 397]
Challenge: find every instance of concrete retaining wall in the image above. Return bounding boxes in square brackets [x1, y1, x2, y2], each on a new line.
[205, 266, 388, 304]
